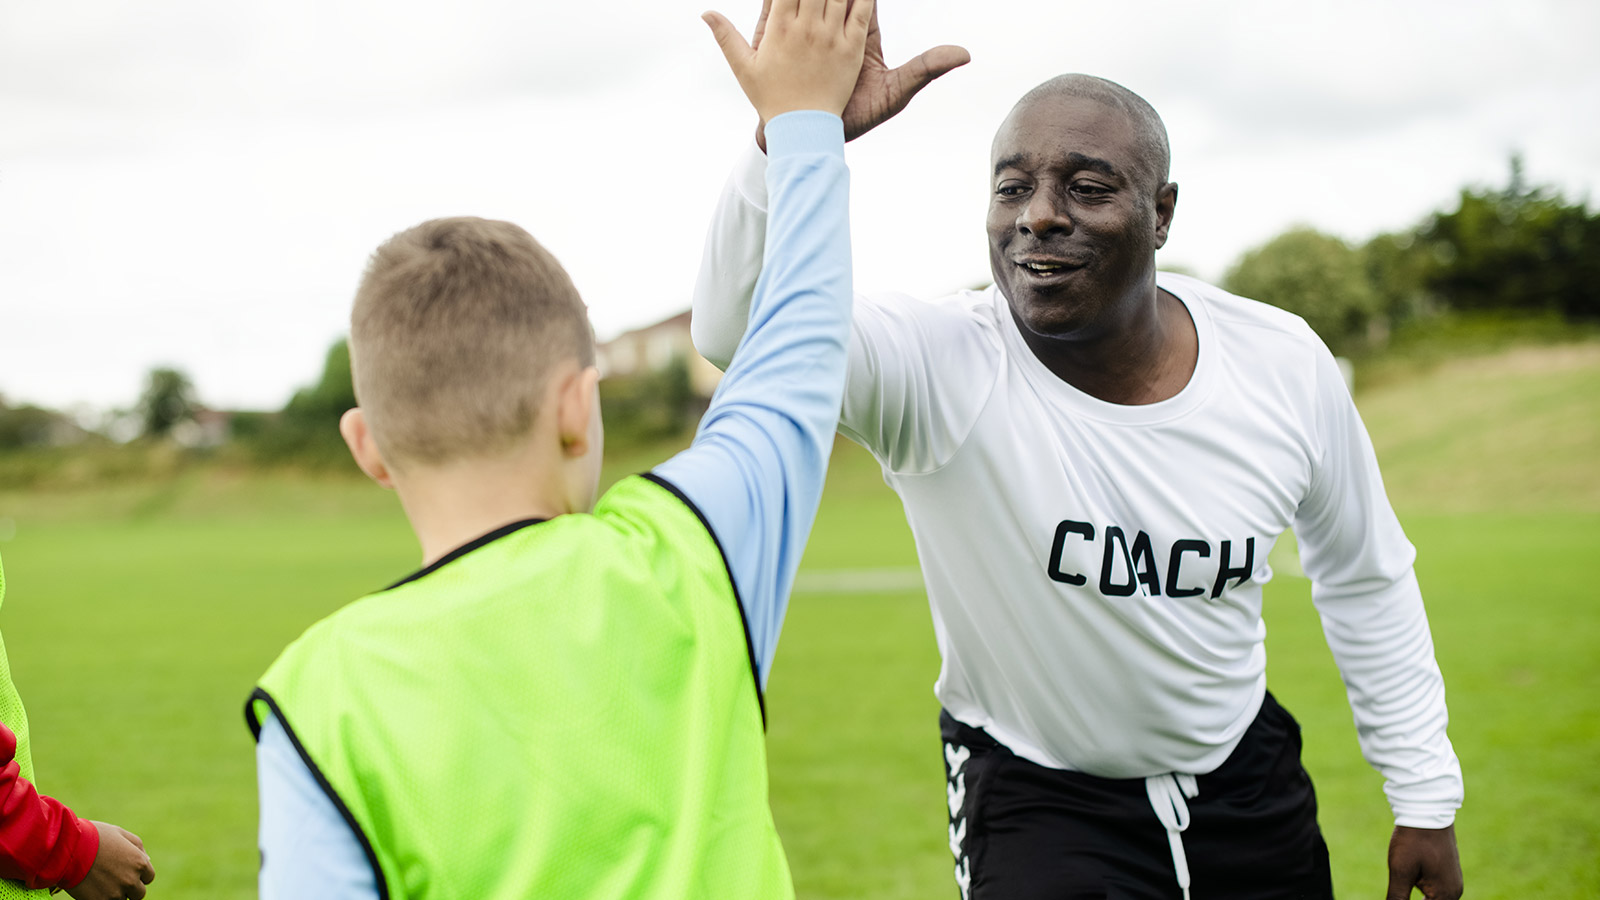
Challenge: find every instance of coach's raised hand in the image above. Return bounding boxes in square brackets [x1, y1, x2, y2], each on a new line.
[703, 0, 873, 120]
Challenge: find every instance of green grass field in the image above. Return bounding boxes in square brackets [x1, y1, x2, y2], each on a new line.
[0, 339, 1595, 898]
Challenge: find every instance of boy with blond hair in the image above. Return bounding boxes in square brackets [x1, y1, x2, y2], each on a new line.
[248, 1, 873, 896]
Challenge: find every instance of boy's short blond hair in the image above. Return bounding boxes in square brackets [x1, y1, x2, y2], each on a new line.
[350, 217, 594, 466]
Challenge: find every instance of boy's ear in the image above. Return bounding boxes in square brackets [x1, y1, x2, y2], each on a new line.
[339, 408, 395, 489]
[557, 365, 602, 459]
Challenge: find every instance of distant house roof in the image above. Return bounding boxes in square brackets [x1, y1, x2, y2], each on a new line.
[596, 309, 721, 397]
[602, 309, 692, 346]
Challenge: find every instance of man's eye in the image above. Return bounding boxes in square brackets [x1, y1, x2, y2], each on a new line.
[1072, 183, 1111, 197]
[996, 184, 1029, 198]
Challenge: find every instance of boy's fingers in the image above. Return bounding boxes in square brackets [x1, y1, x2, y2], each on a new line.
[702, 11, 753, 70]
[768, 0, 800, 25]
[750, 0, 773, 49]
[785, 0, 814, 27]
[846, 0, 874, 33]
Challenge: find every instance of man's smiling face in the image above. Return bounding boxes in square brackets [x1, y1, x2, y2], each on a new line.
[986, 93, 1175, 341]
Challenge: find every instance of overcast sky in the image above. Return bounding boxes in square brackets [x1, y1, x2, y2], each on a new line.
[3, 0, 1597, 411]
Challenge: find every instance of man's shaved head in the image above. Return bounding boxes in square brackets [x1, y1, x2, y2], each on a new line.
[1005, 74, 1171, 194]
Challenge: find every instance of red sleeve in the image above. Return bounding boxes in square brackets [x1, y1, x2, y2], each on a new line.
[0, 721, 99, 890]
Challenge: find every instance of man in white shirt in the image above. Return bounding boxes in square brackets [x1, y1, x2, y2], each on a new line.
[690, 13, 1464, 900]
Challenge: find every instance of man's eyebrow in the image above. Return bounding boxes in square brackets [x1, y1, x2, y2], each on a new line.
[993, 153, 1028, 178]
[993, 152, 1123, 180]
[1067, 153, 1121, 180]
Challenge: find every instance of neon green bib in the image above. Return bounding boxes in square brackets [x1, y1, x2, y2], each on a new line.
[250, 476, 791, 899]
[0, 555, 53, 899]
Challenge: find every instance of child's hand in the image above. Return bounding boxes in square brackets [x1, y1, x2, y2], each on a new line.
[704, 0, 874, 121]
[65, 822, 154, 900]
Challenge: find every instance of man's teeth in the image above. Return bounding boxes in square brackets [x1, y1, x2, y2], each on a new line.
[1024, 262, 1065, 273]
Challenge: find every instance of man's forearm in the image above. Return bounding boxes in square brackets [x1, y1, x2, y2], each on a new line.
[1317, 576, 1462, 827]
[690, 141, 771, 370]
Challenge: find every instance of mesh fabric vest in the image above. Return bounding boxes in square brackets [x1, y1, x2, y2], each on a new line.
[249, 476, 791, 900]
[0, 555, 52, 899]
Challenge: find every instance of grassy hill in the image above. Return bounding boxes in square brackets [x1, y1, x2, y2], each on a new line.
[0, 337, 1595, 898]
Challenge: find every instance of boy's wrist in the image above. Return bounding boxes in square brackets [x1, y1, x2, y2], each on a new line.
[763, 111, 845, 160]
[59, 815, 101, 891]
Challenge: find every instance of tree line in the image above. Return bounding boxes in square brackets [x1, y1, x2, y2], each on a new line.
[1224, 156, 1599, 355]
[0, 342, 356, 470]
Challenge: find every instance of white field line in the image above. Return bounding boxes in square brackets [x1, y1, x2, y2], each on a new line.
[794, 567, 925, 594]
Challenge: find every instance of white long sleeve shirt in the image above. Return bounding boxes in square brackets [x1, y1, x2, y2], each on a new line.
[693, 142, 1463, 828]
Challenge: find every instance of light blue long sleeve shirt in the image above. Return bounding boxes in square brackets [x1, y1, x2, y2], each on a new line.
[256, 110, 852, 898]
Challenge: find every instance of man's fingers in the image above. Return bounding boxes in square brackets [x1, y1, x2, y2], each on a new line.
[895, 44, 971, 93]
[702, 11, 753, 72]
[140, 854, 156, 884]
[119, 826, 146, 852]
[1386, 864, 1415, 900]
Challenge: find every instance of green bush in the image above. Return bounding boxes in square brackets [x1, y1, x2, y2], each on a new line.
[1225, 227, 1383, 354]
[1361, 231, 1435, 330]
[0, 403, 75, 451]
[239, 341, 357, 468]
[137, 367, 198, 439]
[599, 355, 698, 447]
[1419, 158, 1600, 320]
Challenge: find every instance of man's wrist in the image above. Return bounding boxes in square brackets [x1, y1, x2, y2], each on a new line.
[1393, 811, 1457, 830]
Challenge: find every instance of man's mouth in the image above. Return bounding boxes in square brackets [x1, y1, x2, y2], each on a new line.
[1015, 258, 1086, 278]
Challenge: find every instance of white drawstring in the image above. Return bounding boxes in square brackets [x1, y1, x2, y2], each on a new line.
[1145, 773, 1199, 900]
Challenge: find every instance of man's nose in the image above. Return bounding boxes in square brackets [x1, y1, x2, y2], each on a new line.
[1018, 189, 1073, 237]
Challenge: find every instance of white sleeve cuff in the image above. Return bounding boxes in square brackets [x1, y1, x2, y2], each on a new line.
[733, 136, 771, 210]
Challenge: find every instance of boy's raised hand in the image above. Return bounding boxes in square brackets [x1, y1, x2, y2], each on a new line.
[704, 0, 874, 121]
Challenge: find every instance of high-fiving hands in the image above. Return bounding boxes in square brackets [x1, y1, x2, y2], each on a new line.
[704, 0, 875, 123]
[761, 0, 968, 143]
[735, 0, 969, 149]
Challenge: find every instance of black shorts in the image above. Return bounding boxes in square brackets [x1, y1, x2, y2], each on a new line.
[941, 693, 1334, 900]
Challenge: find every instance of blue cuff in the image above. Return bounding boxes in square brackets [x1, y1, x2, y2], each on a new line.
[765, 111, 845, 160]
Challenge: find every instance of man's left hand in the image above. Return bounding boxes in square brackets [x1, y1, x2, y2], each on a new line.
[1385, 824, 1463, 900]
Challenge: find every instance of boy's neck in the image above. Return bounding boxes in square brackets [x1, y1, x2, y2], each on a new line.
[393, 449, 571, 567]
